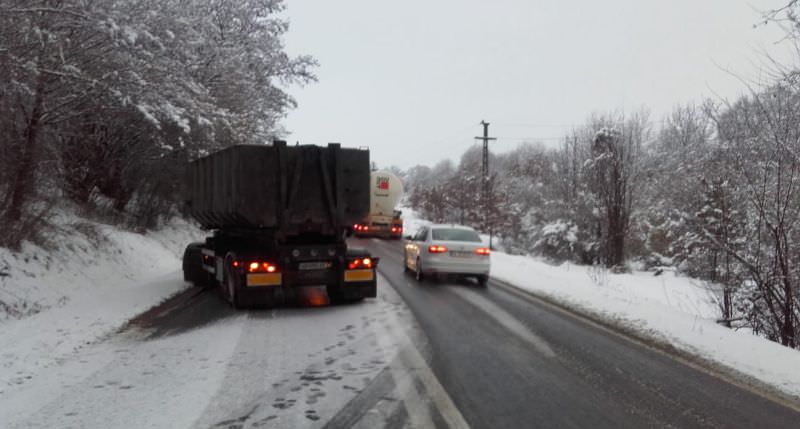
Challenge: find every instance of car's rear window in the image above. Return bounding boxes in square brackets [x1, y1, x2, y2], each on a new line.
[431, 228, 482, 242]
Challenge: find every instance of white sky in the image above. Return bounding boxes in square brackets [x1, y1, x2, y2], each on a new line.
[280, 0, 796, 169]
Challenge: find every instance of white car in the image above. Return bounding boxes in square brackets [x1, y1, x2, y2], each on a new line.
[403, 224, 491, 286]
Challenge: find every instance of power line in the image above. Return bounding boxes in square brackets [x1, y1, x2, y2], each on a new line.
[494, 136, 564, 141]
[492, 122, 578, 128]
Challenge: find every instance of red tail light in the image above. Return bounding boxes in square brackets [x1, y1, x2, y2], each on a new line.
[428, 245, 448, 253]
[348, 257, 375, 270]
[247, 261, 279, 273]
[475, 248, 491, 255]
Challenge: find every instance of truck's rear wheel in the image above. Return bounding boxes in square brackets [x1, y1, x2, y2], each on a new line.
[182, 243, 206, 286]
[224, 254, 243, 309]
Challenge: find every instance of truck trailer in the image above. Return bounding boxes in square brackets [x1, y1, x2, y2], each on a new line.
[181, 141, 379, 308]
[353, 170, 404, 239]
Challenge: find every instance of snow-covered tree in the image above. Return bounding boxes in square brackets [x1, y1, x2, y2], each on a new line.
[0, 0, 315, 242]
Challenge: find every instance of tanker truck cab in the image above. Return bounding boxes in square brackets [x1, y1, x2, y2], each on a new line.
[181, 142, 379, 308]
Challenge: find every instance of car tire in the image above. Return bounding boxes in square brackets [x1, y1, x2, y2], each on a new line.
[477, 274, 489, 288]
[415, 258, 424, 282]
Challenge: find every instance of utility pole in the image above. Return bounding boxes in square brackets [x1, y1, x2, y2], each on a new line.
[475, 120, 496, 248]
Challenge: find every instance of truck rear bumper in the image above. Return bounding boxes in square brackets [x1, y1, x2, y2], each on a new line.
[337, 282, 377, 299]
[355, 230, 401, 239]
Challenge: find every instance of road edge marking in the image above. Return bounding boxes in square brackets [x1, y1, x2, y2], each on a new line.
[490, 277, 800, 414]
[376, 272, 472, 429]
[448, 286, 556, 358]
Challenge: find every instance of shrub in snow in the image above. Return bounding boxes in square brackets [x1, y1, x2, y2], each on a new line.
[535, 220, 579, 261]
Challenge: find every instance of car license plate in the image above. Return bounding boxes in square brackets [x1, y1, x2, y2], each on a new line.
[299, 261, 331, 270]
[450, 251, 472, 258]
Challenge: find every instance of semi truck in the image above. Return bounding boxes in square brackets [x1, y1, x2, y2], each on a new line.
[181, 141, 379, 308]
[353, 170, 404, 239]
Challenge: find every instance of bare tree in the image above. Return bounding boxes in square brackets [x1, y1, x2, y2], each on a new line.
[709, 87, 800, 347]
[585, 112, 650, 269]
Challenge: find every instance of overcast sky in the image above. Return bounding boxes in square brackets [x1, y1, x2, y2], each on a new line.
[280, 0, 796, 169]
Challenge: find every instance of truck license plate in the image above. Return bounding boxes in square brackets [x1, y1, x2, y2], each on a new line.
[299, 261, 331, 270]
[247, 273, 282, 287]
[344, 269, 374, 282]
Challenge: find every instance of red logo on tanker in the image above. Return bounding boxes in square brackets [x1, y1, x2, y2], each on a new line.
[377, 177, 389, 190]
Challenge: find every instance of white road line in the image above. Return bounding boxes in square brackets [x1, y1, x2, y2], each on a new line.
[375, 273, 472, 429]
[449, 287, 557, 358]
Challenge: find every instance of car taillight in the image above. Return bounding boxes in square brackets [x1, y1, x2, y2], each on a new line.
[348, 257, 374, 269]
[428, 245, 448, 253]
[247, 261, 279, 273]
[475, 247, 491, 255]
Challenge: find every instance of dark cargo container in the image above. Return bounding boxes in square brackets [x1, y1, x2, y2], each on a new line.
[182, 141, 379, 309]
[186, 142, 370, 234]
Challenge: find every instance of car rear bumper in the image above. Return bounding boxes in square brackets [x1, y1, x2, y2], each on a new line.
[424, 260, 490, 276]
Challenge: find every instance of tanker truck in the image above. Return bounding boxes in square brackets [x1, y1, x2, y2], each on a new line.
[181, 141, 379, 308]
[353, 170, 404, 239]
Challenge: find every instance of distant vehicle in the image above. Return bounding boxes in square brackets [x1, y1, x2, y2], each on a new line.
[353, 170, 403, 239]
[181, 141, 379, 308]
[403, 224, 491, 286]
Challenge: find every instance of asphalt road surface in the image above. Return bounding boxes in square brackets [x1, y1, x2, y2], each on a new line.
[359, 237, 800, 429]
[8, 238, 800, 429]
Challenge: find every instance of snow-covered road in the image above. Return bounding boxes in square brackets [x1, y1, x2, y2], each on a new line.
[4, 236, 800, 428]
[1, 272, 459, 429]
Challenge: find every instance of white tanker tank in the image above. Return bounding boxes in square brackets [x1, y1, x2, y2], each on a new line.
[353, 171, 404, 239]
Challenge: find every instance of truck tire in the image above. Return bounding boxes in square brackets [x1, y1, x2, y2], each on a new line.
[224, 253, 244, 309]
[182, 243, 205, 286]
[327, 285, 345, 305]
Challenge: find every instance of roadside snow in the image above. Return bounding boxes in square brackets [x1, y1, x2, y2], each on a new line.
[3, 275, 425, 429]
[400, 207, 430, 237]
[0, 215, 204, 396]
[403, 207, 800, 398]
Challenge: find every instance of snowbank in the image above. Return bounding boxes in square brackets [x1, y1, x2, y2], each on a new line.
[0, 214, 204, 390]
[400, 207, 430, 237]
[402, 207, 800, 399]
